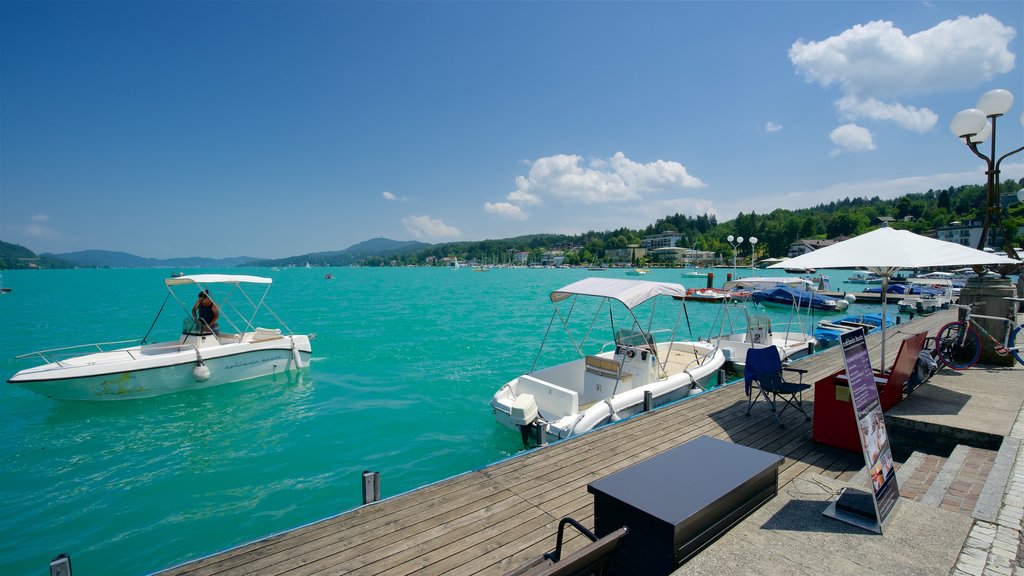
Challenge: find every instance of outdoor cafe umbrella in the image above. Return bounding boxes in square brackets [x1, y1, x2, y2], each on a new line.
[768, 225, 1020, 367]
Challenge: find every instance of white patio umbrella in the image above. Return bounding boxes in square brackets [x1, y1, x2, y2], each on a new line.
[768, 225, 1020, 366]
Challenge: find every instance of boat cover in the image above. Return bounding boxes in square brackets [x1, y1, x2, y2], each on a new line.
[165, 274, 272, 287]
[550, 277, 688, 310]
[722, 277, 814, 291]
[750, 285, 836, 309]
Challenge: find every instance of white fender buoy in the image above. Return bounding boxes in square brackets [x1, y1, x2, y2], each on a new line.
[192, 363, 211, 382]
[845, 293, 857, 303]
[291, 342, 303, 369]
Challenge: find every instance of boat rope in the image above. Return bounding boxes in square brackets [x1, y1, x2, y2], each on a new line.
[141, 292, 171, 344]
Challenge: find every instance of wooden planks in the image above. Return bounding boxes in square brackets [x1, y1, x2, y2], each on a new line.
[157, 310, 956, 576]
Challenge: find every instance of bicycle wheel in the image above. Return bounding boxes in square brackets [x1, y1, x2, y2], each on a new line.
[1009, 324, 1024, 367]
[935, 321, 981, 370]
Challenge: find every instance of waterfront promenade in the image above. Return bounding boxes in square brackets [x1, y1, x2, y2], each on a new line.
[156, 308, 1024, 576]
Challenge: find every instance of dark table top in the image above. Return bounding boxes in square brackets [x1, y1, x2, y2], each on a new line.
[587, 436, 783, 525]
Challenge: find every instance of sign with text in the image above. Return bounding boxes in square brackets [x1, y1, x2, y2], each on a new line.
[836, 329, 900, 532]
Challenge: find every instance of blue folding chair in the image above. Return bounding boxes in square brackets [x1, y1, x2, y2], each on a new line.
[745, 345, 810, 427]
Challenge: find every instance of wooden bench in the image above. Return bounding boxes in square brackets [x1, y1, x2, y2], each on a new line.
[505, 517, 628, 576]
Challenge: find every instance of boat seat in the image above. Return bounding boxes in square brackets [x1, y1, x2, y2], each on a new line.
[585, 356, 631, 381]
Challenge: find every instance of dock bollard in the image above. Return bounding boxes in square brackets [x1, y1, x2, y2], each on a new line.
[534, 421, 548, 446]
[719, 369, 727, 387]
[643, 390, 653, 412]
[50, 553, 72, 576]
[362, 470, 381, 504]
[706, 273, 714, 288]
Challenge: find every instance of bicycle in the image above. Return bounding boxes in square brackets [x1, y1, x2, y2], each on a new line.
[934, 298, 1024, 370]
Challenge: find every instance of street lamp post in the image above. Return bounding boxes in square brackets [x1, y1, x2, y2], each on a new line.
[726, 235, 743, 276]
[749, 237, 759, 269]
[950, 89, 1024, 365]
[949, 88, 1024, 265]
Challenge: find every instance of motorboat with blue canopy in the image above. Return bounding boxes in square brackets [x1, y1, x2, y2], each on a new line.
[490, 277, 725, 444]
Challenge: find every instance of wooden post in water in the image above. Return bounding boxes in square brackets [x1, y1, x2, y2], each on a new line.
[49, 554, 72, 576]
[362, 471, 381, 504]
[643, 390, 653, 412]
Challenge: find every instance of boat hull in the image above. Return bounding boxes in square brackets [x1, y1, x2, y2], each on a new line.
[8, 336, 312, 401]
[491, 343, 725, 443]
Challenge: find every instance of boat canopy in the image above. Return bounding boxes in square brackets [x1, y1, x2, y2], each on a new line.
[722, 277, 814, 291]
[164, 274, 273, 287]
[550, 278, 687, 310]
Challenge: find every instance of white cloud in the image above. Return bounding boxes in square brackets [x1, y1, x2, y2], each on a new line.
[830, 123, 876, 154]
[401, 215, 461, 240]
[836, 95, 937, 133]
[484, 202, 527, 220]
[25, 214, 59, 239]
[789, 15, 1016, 135]
[504, 151, 705, 206]
[765, 122, 782, 133]
[790, 15, 1015, 98]
[382, 191, 396, 201]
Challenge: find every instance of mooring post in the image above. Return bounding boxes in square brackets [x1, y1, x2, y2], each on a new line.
[362, 470, 381, 504]
[534, 421, 547, 446]
[50, 553, 72, 576]
[643, 390, 653, 412]
[719, 369, 727, 387]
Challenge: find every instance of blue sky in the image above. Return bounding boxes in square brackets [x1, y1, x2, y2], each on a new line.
[2, 1, 1022, 259]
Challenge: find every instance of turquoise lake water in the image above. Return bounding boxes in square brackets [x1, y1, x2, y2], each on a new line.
[0, 267, 898, 575]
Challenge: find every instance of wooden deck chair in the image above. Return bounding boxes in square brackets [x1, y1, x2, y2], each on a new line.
[833, 331, 927, 411]
[504, 517, 628, 576]
[745, 345, 810, 427]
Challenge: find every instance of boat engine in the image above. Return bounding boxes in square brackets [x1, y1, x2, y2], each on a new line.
[510, 393, 540, 445]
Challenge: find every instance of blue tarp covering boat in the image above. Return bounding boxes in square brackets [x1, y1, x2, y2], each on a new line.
[812, 313, 895, 348]
[864, 283, 945, 296]
[750, 285, 848, 312]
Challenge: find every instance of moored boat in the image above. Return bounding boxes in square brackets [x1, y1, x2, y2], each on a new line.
[684, 288, 731, 303]
[702, 301, 817, 370]
[7, 274, 313, 401]
[490, 278, 725, 444]
[750, 285, 849, 312]
[812, 313, 894, 348]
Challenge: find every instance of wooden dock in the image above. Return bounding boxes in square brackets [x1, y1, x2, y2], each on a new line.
[156, 310, 957, 576]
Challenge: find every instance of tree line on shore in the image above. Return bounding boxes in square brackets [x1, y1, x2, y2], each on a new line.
[3, 179, 1021, 269]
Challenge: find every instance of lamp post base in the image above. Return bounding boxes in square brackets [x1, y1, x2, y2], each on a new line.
[959, 277, 1017, 367]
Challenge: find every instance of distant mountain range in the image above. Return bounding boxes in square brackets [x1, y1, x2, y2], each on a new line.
[0, 238, 432, 269]
[249, 238, 431, 267]
[46, 250, 260, 269]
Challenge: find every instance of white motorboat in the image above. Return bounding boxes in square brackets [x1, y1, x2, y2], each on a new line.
[490, 278, 725, 444]
[7, 274, 313, 401]
[702, 301, 817, 370]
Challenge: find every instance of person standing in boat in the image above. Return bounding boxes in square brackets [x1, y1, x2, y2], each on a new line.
[192, 290, 220, 334]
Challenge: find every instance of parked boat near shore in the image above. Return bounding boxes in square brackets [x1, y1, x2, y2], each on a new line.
[812, 313, 894, 348]
[702, 301, 817, 371]
[751, 285, 850, 312]
[490, 278, 725, 444]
